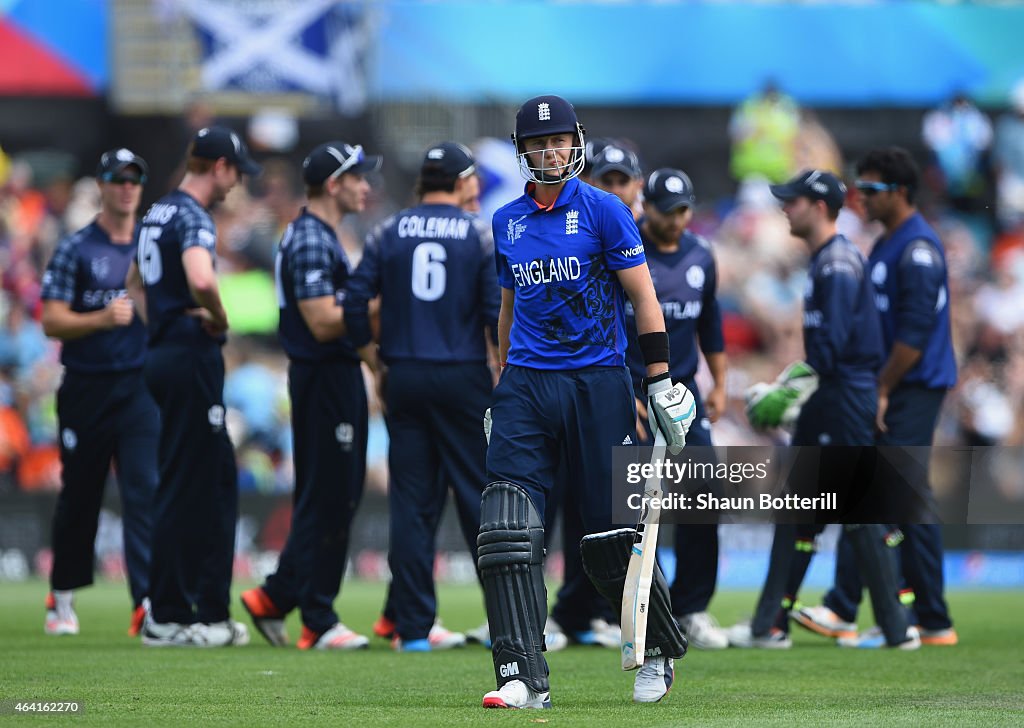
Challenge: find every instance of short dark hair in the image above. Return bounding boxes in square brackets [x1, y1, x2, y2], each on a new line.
[185, 146, 217, 175]
[415, 164, 460, 197]
[305, 183, 326, 199]
[855, 146, 919, 204]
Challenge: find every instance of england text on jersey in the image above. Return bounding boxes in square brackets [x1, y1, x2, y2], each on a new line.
[509, 256, 582, 288]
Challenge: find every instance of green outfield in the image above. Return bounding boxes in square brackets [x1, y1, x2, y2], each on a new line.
[2, 582, 1022, 726]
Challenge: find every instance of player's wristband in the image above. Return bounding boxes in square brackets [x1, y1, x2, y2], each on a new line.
[642, 370, 671, 395]
[637, 331, 670, 366]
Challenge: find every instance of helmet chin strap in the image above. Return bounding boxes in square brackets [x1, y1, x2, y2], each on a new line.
[536, 168, 568, 185]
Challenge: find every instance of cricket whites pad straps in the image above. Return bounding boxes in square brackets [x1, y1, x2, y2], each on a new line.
[580, 528, 688, 660]
[477, 481, 550, 692]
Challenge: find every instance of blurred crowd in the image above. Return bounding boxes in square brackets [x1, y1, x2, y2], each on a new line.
[3, 84, 1024, 494]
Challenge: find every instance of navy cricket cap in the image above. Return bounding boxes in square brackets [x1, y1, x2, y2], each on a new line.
[191, 126, 262, 177]
[644, 168, 696, 213]
[302, 141, 382, 185]
[770, 169, 846, 211]
[514, 94, 583, 141]
[591, 145, 642, 180]
[421, 141, 475, 179]
[96, 148, 148, 182]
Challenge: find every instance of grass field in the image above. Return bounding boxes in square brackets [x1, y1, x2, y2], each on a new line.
[2, 581, 1022, 726]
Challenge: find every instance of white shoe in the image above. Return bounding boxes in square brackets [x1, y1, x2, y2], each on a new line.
[44, 592, 79, 636]
[45, 608, 79, 636]
[838, 625, 920, 650]
[465, 620, 491, 647]
[141, 618, 200, 647]
[428, 620, 466, 650]
[678, 612, 728, 650]
[589, 618, 621, 649]
[725, 622, 792, 649]
[793, 605, 858, 639]
[302, 623, 370, 650]
[482, 679, 551, 709]
[544, 618, 568, 652]
[633, 657, 675, 703]
[196, 620, 250, 647]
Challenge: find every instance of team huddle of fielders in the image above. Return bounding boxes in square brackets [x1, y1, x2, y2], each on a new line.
[41, 94, 958, 709]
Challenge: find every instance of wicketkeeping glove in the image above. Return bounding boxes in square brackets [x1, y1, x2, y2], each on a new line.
[644, 372, 696, 454]
[745, 361, 819, 430]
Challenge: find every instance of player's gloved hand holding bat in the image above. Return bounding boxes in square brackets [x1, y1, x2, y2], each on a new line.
[643, 372, 696, 454]
[745, 361, 819, 430]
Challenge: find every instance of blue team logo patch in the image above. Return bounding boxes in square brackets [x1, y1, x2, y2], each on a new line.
[506, 215, 527, 243]
[685, 265, 704, 291]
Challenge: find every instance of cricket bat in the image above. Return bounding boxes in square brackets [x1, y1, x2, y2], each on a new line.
[620, 428, 667, 670]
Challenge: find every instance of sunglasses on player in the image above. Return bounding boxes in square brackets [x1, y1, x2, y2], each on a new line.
[102, 173, 146, 186]
[854, 180, 898, 196]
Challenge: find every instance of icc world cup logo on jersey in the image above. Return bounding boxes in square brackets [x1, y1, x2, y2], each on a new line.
[506, 215, 527, 243]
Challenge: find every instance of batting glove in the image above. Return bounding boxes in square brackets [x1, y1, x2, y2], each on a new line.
[745, 361, 819, 430]
[644, 372, 696, 454]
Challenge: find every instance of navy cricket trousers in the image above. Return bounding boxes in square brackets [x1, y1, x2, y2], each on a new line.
[383, 361, 491, 641]
[263, 359, 367, 634]
[51, 369, 158, 608]
[663, 379, 720, 616]
[751, 383, 877, 635]
[825, 386, 953, 630]
[145, 344, 238, 625]
[487, 364, 636, 530]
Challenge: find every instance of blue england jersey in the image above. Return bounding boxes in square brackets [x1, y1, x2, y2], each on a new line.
[41, 221, 146, 372]
[275, 209, 358, 362]
[492, 178, 644, 369]
[135, 190, 222, 349]
[345, 203, 499, 363]
[803, 235, 884, 388]
[625, 228, 723, 390]
[868, 212, 957, 390]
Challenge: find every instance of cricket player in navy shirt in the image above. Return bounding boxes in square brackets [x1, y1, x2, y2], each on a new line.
[479, 95, 695, 709]
[623, 168, 730, 651]
[41, 149, 157, 638]
[737, 170, 918, 650]
[346, 141, 498, 652]
[796, 148, 958, 647]
[128, 126, 260, 647]
[241, 140, 380, 651]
